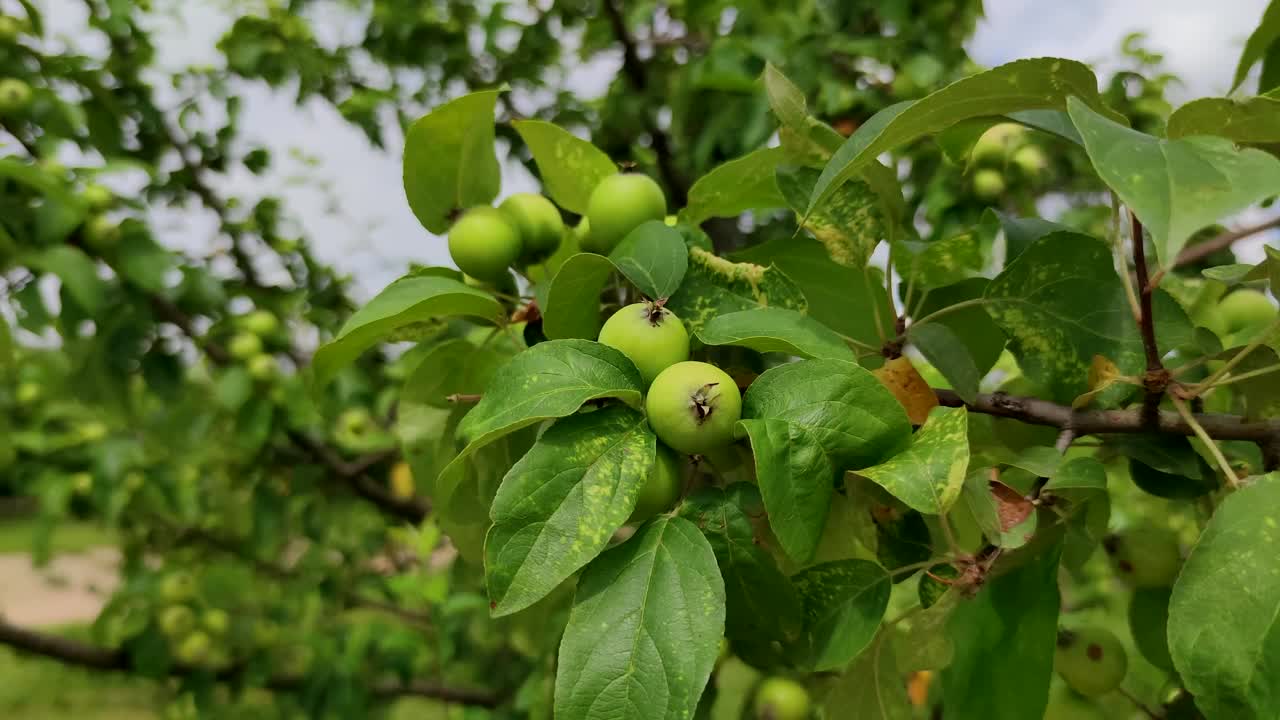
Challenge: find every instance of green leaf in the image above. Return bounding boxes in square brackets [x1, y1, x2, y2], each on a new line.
[762, 63, 844, 159]
[543, 253, 615, 340]
[1103, 434, 1217, 499]
[994, 212, 1076, 262]
[733, 236, 893, 350]
[894, 226, 992, 290]
[683, 147, 788, 225]
[679, 484, 803, 669]
[909, 279, 1003, 403]
[984, 233, 1194, 404]
[822, 634, 911, 720]
[1170, 473, 1280, 720]
[555, 517, 725, 720]
[401, 337, 521, 410]
[312, 274, 502, 389]
[1040, 456, 1108, 504]
[487, 406, 655, 616]
[777, 166, 884, 269]
[941, 542, 1062, 720]
[1233, 1, 1280, 91]
[1167, 96, 1280, 146]
[116, 233, 173, 293]
[695, 307, 855, 361]
[1068, 96, 1280, 268]
[855, 406, 970, 515]
[792, 559, 891, 671]
[403, 89, 502, 233]
[910, 322, 981, 403]
[513, 120, 617, 215]
[807, 58, 1118, 218]
[437, 426, 536, 561]
[739, 360, 912, 562]
[608, 221, 688, 300]
[666, 247, 807, 334]
[22, 246, 106, 316]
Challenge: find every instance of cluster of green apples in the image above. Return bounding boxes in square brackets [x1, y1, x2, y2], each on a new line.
[156, 572, 234, 666]
[968, 123, 1050, 201]
[447, 172, 669, 287]
[226, 309, 283, 382]
[1047, 525, 1184, 716]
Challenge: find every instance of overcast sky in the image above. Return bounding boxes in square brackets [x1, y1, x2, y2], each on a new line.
[39, 0, 1278, 297]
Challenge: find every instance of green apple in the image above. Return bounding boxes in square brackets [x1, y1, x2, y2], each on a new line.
[160, 572, 197, 603]
[82, 184, 114, 211]
[628, 445, 682, 524]
[1043, 689, 1106, 720]
[1218, 289, 1277, 335]
[227, 331, 263, 360]
[1054, 627, 1127, 697]
[252, 620, 281, 648]
[1104, 526, 1182, 587]
[70, 471, 94, 495]
[202, 608, 231, 636]
[78, 421, 109, 442]
[752, 676, 811, 720]
[159, 605, 196, 637]
[499, 193, 563, 264]
[597, 302, 690, 386]
[15, 381, 40, 405]
[175, 630, 212, 665]
[0, 16, 23, 42]
[0, 78, 32, 114]
[447, 207, 523, 282]
[124, 472, 144, 491]
[39, 159, 66, 179]
[337, 407, 374, 437]
[247, 353, 278, 381]
[971, 168, 1006, 201]
[646, 361, 742, 456]
[584, 173, 667, 255]
[1012, 145, 1049, 176]
[970, 123, 1024, 166]
[82, 215, 121, 250]
[241, 309, 280, 336]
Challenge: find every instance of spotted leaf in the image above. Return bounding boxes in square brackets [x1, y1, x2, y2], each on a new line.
[855, 406, 970, 515]
[792, 559, 892, 671]
[666, 247, 807, 333]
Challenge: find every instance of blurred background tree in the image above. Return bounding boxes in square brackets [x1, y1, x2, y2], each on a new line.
[0, 1, 1242, 718]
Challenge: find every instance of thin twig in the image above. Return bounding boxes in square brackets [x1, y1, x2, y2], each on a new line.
[1174, 215, 1280, 269]
[1171, 396, 1238, 489]
[1112, 197, 1142, 322]
[1189, 318, 1280, 397]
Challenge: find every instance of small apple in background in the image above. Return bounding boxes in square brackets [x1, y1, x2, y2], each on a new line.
[227, 332, 263, 361]
[971, 168, 1006, 201]
[448, 207, 523, 282]
[752, 676, 811, 720]
[1054, 627, 1127, 697]
[583, 173, 667, 255]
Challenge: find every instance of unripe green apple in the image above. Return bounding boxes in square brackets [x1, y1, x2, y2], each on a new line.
[202, 608, 231, 636]
[337, 407, 374, 437]
[82, 215, 121, 250]
[584, 173, 667, 255]
[78, 420, 109, 442]
[752, 676, 811, 720]
[0, 78, 32, 114]
[228, 331, 263, 360]
[447, 207, 523, 282]
[597, 302, 690, 386]
[1104, 526, 1182, 588]
[252, 620, 281, 648]
[0, 16, 22, 42]
[247, 353, 278, 381]
[646, 361, 742, 456]
[971, 168, 1006, 200]
[970, 123, 1024, 166]
[499, 193, 563, 264]
[15, 381, 40, 405]
[82, 184, 114, 211]
[241, 309, 280, 336]
[1054, 627, 1127, 697]
[160, 572, 197, 603]
[175, 630, 212, 664]
[1012, 145, 1049, 177]
[1043, 690, 1106, 720]
[39, 159, 66, 179]
[159, 605, 196, 637]
[71, 471, 94, 495]
[1218, 289, 1277, 335]
[629, 445, 682, 524]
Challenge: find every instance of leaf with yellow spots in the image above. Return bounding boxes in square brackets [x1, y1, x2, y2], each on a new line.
[822, 630, 912, 720]
[695, 307, 856, 361]
[683, 147, 789, 225]
[486, 406, 656, 616]
[873, 356, 939, 425]
[666, 247, 807, 333]
[513, 120, 616, 215]
[1071, 354, 1129, 409]
[792, 558, 891, 671]
[555, 516, 725, 720]
[854, 406, 970, 516]
[777, 166, 884, 269]
[983, 232, 1194, 405]
[436, 340, 643, 513]
[739, 360, 911, 563]
[1170, 472, 1280, 720]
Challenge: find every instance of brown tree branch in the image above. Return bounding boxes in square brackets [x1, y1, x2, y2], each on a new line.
[934, 388, 1280, 445]
[1130, 213, 1169, 427]
[600, 0, 690, 206]
[287, 430, 429, 523]
[0, 618, 501, 706]
[1175, 216, 1280, 269]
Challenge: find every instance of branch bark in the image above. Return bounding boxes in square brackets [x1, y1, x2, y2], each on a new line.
[0, 618, 501, 706]
[934, 388, 1280, 444]
[1130, 213, 1169, 426]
